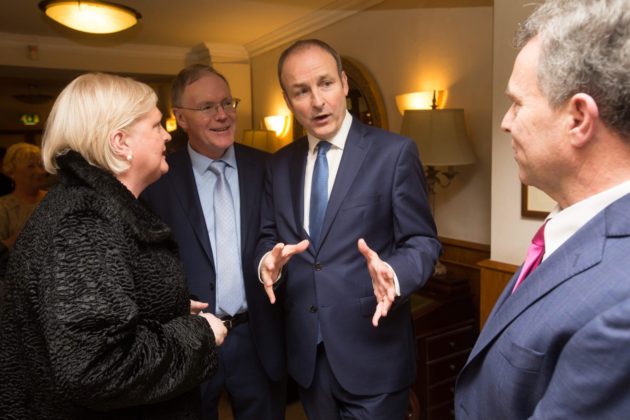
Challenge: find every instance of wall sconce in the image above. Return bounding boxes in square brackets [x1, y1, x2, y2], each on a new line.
[165, 116, 177, 133]
[38, 0, 142, 34]
[401, 108, 475, 278]
[263, 115, 290, 138]
[395, 90, 445, 115]
[400, 109, 475, 195]
[242, 129, 276, 152]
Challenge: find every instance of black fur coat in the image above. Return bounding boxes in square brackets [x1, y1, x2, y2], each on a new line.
[0, 151, 217, 419]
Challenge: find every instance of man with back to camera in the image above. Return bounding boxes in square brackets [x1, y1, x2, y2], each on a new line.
[255, 39, 441, 419]
[455, 0, 630, 418]
[141, 64, 286, 420]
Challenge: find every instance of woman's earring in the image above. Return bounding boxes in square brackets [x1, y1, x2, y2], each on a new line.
[126, 153, 133, 162]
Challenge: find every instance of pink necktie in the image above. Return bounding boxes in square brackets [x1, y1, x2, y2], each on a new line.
[512, 222, 546, 293]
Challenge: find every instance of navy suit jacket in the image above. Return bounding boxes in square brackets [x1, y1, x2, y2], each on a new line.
[455, 193, 630, 419]
[256, 118, 440, 395]
[142, 143, 285, 382]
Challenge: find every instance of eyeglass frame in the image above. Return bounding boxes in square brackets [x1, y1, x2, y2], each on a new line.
[173, 98, 240, 117]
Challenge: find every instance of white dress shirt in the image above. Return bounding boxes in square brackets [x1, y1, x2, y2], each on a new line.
[303, 110, 352, 235]
[543, 179, 630, 261]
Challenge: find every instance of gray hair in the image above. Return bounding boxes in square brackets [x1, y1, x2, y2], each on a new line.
[516, 0, 630, 138]
[171, 64, 229, 107]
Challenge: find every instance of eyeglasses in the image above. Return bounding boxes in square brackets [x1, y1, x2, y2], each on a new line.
[174, 98, 240, 117]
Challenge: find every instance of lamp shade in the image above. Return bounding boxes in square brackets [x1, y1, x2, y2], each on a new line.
[39, 1, 141, 34]
[400, 109, 475, 166]
[242, 129, 276, 152]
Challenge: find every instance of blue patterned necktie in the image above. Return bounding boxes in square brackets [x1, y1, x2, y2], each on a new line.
[309, 141, 332, 248]
[208, 160, 243, 316]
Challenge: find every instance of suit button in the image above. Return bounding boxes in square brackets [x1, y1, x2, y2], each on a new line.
[314, 262, 322, 271]
[209, 284, 215, 291]
[309, 305, 318, 313]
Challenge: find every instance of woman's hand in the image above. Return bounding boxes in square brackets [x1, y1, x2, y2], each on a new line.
[200, 313, 228, 346]
[190, 299, 208, 315]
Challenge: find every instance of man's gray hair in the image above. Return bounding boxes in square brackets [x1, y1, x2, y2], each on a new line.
[516, 0, 630, 138]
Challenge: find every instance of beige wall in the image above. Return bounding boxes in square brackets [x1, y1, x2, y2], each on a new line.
[251, 5, 493, 246]
[491, 0, 542, 264]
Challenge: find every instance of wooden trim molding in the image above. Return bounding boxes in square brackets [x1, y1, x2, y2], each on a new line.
[437, 237, 490, 328]
[477, 259, 518, 330]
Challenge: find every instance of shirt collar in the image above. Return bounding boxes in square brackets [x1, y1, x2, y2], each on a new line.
[188, 142, 237, 176]
[545, 179, 630, 258]
[307, 110, 353, 154]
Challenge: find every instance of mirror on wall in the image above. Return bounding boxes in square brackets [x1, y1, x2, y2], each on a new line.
[293, 56, 388, 138]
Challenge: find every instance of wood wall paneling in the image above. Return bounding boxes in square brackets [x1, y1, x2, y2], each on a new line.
[477, 259, 518, 330]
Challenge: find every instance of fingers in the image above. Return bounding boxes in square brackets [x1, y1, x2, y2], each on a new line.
[357, 238, 374, 260]
[372, 296, 394, 327]
[288, 239, 310, 255]
[260, 241, 310, 305]
[190, 300, 209, 315]
[372, 302, 383, 327]
[279, 239, 310, 262]
[264, 284, 277, 304]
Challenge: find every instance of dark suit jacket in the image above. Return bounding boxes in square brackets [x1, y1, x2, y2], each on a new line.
[142, 143, 285, 382]
[256, 118, 441, 395]
[455, 193, 630, 419]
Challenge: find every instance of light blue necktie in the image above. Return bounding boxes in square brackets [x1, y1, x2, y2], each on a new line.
[209, 160, 243, 316]
[310, 141, 332, 248]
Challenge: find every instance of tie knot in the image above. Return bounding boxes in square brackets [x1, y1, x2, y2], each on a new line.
[316, 141, 332, 156]
[208, 160, 228, 176]
[532, 221, 547, 247]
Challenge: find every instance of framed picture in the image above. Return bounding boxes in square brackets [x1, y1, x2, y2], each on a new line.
[521, 184, 555, 219]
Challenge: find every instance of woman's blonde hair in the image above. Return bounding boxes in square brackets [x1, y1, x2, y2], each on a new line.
[41, 73, 157, 175]
[2, 142, 41, 177]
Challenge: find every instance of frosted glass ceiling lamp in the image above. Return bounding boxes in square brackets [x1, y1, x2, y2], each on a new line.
[39, 1, 141, 34]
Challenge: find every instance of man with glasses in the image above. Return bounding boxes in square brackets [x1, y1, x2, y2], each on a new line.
[142, 64, 286, 420]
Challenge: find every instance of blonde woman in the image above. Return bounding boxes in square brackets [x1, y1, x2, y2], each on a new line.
[0, 73, 227, 419]
[0, 142, 47, 248]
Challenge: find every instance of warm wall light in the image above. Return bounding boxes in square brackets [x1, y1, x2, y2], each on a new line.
[20, 114, 41, 126]
[263, 115, 289, 138]
[38, 1, 141, 34]
[395, 90, 445, 115]
[242, 129, 276, 152]
[165, 116, 177, 133]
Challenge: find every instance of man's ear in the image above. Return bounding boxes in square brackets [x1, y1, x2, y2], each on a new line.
[110, 130, 130, 159]
[173, 109, 188, 131]
[567, 93, 599, 148]
[340, 70, 349, 97]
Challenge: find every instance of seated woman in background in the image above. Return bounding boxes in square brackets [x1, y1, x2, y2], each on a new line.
[0, 73, 227, 419]
[0, 142, 47, 248]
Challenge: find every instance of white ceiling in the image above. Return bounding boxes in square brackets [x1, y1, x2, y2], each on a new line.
[2, 0, 378, 52]
[0, 0, 491, 135]
[1, 0, 491, 51]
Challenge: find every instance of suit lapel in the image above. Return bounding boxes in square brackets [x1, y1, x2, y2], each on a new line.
[168, 148, 214, 264]
[318, 119, 370, 249]
[289, 138, 309, 241]
[235, 145, 252, 255]
[465, 214, 607, 365]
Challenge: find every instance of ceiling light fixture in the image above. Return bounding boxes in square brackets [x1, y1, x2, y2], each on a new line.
[38, 1, 141, 34]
